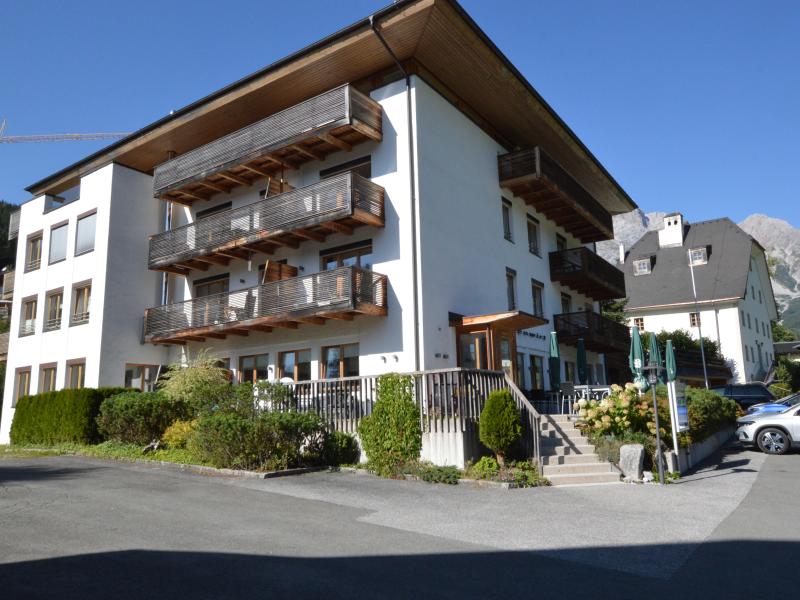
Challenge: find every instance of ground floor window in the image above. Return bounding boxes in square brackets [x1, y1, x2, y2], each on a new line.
[14, 367, 31, 406]
[529, 355, 544, 390]
[279, 349, 311, 382]
[515, 352, 525, 389]
[124, 364, 160, 391]
[66, 360, 85, 389]
[321, 343, 359, 379]
[239, 354, 269, 384]
[564, 361, 576, 384]
[39, 363, 57, 393]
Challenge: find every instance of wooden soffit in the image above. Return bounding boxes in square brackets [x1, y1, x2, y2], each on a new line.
[450, 310, 548, 332]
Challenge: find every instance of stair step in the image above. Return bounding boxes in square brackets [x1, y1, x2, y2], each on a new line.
[543, 414, 576, 424]
[540, 423, 583, 434]
[541, 453, 601, 466]
[547, 472, 621, 486]
[540, 428, 584, 440]
[541, 444, 596, 456]
[543, 462, 615, 476]
[541, 436, 591, 447]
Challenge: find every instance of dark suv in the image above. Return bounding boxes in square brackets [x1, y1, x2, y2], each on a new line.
[712, 383, 776, 409]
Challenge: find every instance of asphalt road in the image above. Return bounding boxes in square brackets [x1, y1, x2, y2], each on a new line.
[0, 445, 797, 599]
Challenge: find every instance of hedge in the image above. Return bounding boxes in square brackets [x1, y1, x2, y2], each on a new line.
[96, 391, 190, 445]
[10, 388, 127, 446]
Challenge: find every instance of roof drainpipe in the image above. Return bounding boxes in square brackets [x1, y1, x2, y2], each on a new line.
[370, 15, 421, 372]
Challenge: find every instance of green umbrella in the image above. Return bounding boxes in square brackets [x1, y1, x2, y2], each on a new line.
[629, 326, 648, 391]
[548, 331, 561, 390]
[576, 338, 588, 385]
[665, 339, 677, 383]
[648, 332, 664, 384]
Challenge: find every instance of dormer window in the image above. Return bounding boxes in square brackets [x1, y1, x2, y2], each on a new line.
[633, 258, 651, 276]
[688, 247, 707, 266]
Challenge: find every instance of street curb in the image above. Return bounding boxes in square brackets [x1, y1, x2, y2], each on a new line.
[337, 466, 527, 489]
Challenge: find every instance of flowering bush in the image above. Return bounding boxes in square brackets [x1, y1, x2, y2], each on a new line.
[574, 383, 659, 437]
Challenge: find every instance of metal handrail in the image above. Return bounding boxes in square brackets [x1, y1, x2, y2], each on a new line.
[148, 172, 384, 269]
[504, 374, 542, 474]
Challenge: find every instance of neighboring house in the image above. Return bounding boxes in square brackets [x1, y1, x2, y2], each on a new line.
[0, 0, 636, 443]
[774, 341, 800, 363]
[623, 213, 778, 385]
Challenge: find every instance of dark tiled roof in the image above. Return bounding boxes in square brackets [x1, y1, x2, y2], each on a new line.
[774, 341, 800, 355]
[624, 218, 755, 310]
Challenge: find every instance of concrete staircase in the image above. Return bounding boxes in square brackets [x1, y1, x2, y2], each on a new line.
[540, 414, 620, 486]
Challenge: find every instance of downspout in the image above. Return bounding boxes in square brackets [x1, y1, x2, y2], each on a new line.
[369, 15, 421, 371]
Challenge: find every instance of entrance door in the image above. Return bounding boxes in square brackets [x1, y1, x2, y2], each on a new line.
[458, 331, 489, 370]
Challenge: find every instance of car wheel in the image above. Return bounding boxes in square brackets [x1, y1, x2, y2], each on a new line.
[756, 428, 790, 455]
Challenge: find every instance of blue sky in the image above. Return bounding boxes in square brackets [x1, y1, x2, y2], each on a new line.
[1, 0, 798, 227]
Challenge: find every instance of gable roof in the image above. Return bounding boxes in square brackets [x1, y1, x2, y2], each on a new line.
[623, 218, 759, 310]
[22, 0, 636, 217]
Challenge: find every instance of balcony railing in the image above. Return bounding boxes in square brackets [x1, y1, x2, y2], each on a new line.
[44, 316, 61, 332]
[70, 311, 90, 326]
[554, 311, 630, 354]
[2, 270, 14, 300]
[148, 172, 384, 273]
[8, 209, 20, 241]
[498, 147, 613, 242]
[549, 247, 626, 301]
[153, 84, 382, 202]
[19, 319, 35, 337]
[143, 266, 387, 343]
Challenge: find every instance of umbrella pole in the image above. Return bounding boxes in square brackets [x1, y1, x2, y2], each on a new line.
[651, 384, 666, 485]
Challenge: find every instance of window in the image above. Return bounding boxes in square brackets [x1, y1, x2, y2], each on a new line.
[747, 313, 751, 329]
[20, 296, 37, 336]
[44, 184, 80, 213]
[501, 200, 513, 242]
[44, 290, 63, 331]
[531, 279, 544, 317]
[688, 247, 707, 266]
[556, 234, 567, 252]
[634, 317, 645, 333]
[25, 232, 42, 272]
[75, 212, 97, 255]
[319, 155, 371, 180]
[633, 258, 651, 276]
[754, 317, 759, 333]
[321, 242, 372, 271]
[515, 352, 525, 389]
[71, 283, 91, 326]
[124, 364, 160, 391]
[13, 368, 31, 406]
[560, 293, 572, 314]
[758, 290, 762, 304]
[564, 361, 576, 384]
[506, 268, 517, 310]
[741, 310, 746, 327]
[529, 355, 544, 390]
[66, 360, 85, 389]
[239, 354, 269, 384]
[526, 216, 540, 254]
[194, 274, 229, 298]
[322, 343, 359, 379]
[751, 285, 755, 299]
[39, 364, 57, 393]
[195, 202, 232, 219]
[49, 222, 68, 264]
[279, 349, 311, 382]
[689, 312, 701, 328]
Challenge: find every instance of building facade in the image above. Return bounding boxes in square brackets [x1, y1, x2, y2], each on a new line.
[1, 0, 636, 442]
[623, 214, 778, 385]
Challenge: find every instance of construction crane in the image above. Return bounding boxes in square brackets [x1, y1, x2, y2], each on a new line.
[0, 119, 129, 143]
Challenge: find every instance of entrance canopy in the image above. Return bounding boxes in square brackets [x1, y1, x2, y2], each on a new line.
[448, 310, 548, 332]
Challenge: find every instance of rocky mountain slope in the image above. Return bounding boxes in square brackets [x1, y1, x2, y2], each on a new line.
[597, 210, 800, 336]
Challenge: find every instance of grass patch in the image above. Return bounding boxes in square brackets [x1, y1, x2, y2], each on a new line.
[0, 444, 70, 458]
[0, 442, 211, 467]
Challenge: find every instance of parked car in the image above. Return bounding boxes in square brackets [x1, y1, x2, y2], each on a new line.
[746, 392, 800, 415]
[712, 383, 775, 409]
[736, 405, 800, 455]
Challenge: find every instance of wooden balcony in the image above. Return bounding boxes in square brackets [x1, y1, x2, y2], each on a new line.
[498, 147, 614, 242]
[148, 173, 384, 274]
[7, 209, 19, 241]
[554, 311, 630, 354]
[549, 247, 626, 301]
[153, 84, 382, 204]
[143, 266, 387, 344]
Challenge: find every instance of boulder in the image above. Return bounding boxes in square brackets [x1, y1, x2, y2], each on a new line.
[619, 444, 645, 481]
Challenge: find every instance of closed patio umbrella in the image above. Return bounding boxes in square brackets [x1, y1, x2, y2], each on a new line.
[577, 337, 588, 385]
[665, 339, 677, 383]
[548, 331, 561, 390]
[629, 326, 648, 392]
[648, 332, 664, 384]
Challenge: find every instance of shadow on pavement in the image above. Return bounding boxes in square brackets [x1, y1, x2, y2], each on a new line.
[673, 443, 758, 484]
[0, 464, 100, 483]
[0, 540, 796, 600]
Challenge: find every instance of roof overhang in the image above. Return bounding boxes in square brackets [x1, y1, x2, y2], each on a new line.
[449, 310, 548, 332]
[24, 0, 636, 217]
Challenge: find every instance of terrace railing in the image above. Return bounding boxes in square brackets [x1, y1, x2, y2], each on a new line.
[554, 311, 630, 354]
[143, 266, 386, 342]
[549, 247, 625, 300]
[153, 84, 382, 197]
[148, 172, 384, 270]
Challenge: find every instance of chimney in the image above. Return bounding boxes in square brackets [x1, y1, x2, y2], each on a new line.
[618, 243, 625, 264]
[658, 213, 685, 248]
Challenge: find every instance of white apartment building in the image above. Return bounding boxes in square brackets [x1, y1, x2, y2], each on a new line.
[1, 0, 636, 443]
[623, 213, 778, 385]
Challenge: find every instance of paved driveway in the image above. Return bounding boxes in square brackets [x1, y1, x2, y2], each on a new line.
[1, 445, 797, 599]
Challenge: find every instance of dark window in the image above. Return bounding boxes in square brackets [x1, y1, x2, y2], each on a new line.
[529, 355, 544, 390]
[44, 290, 63, 331]
[556, 234, 567, 252]
[560, 293, 572, 314]
[20, 297, 37, 336]
[319, 156, 371, 179]
[71, 283, 91, 326]
[531, 279, 544, 317]
[279, 349, 311, 382]
[39, 364, 57, 393]
[527, 216, 540, 255]
[322, 343, 359, 379]
[13, 368, 31, 406]
[690, 312, 700, 328]
[239, 354, 269, 384]
[25, 233, 43, 272]
[196, 202, 233, 219]
[502, 200, 513, 242]
[321, 241, 372, 271]
[194, 274, 229, 298]
[66, 360, 85, 389]
[506, 268, 517, 311]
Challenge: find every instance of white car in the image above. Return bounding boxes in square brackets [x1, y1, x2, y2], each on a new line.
[736, 404, 800, 455]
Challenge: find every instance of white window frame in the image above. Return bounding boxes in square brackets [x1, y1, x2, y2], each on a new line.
[633, 259, 651, 276]
[688, 247, 707, 266]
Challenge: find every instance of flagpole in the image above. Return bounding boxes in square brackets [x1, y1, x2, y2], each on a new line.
[688, 252, 710, 389]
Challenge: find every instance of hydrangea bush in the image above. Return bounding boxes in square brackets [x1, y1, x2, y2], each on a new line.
[574, 383, 661, 437]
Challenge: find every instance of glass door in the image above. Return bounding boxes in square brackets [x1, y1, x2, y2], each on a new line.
[458, 331, 488, 370]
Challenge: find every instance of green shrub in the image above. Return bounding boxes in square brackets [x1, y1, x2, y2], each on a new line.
[256, 381, 296, 411]
[466, 455, 500, 480]
[479, 390, 521, 466]
[589, 430, 658, 470]
[684, 387, 738, 443]
[358, 374, 421, 477]
[413, 463, 461, 485]
[161, 419, 197, 449]
[10, 388, 126, 445]
[506, 460, 550, 487]
[97, 391, 190, 445]
[190, 411, 327, 471]
[158, 350, 232, 416]
[323, 431, 361, 466]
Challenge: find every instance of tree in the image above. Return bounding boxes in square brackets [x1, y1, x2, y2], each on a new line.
[600, 298, 628, 325]
[655, 329, 722, 361]
[479, 390, 521, 467]
[772, 321, 797, 342]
